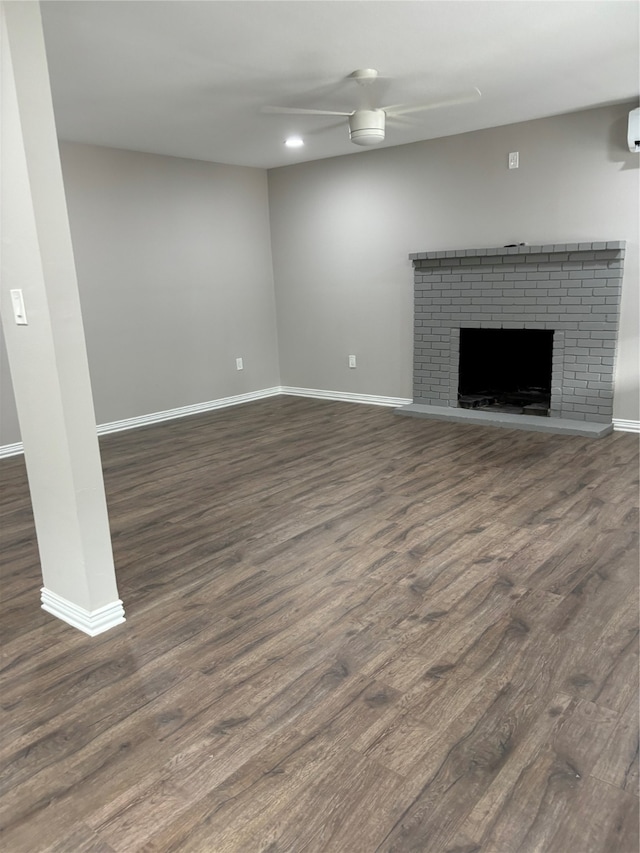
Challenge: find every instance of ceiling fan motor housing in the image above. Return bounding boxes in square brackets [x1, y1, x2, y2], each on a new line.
[349, 109, 385, 145]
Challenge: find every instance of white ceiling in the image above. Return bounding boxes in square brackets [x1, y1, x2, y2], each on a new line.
[40, 0, 640, 170]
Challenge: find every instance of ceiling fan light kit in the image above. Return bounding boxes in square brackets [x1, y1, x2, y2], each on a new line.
[349, 109, 385, 145]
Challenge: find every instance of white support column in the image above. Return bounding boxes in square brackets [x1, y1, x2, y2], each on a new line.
[0, 1, 124, 636]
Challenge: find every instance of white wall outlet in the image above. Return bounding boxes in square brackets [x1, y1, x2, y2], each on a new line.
[236, 357, 243, 370]
[508, 151, 519, 169]
[10, 289, 28, 325]
[348, 354, 357, 369]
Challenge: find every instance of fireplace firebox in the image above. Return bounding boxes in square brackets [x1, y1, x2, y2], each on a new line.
[458, 328, 553, 416]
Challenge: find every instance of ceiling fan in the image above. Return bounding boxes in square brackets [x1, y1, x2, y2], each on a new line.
[263, 69, 482, 147]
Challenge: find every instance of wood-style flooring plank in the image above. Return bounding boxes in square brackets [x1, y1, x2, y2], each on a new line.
[591, 694, 640, 795]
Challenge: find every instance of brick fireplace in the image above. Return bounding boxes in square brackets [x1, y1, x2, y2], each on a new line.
[398, 242, 625, 437]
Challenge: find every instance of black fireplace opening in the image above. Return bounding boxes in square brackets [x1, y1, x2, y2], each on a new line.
[458, 329, 554, 416]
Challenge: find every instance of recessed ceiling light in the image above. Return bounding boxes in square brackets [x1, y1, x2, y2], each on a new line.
[285, 136, 304, 148]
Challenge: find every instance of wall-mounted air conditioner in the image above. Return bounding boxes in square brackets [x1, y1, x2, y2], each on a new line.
[628, 108, 640, 152]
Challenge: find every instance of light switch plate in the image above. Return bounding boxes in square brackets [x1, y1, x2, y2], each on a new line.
[10, 289, 28, 325]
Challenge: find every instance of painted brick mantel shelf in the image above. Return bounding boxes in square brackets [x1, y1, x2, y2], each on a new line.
[397, 242, 625, 437]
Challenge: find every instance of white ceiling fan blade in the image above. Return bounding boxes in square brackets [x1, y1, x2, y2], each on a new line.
[384, 87, 482, 118]
[262, 105, 352, 117]
[385, 113, 416, 129]
[304, 120, 346, 137]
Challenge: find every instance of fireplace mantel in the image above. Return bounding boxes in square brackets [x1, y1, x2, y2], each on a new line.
[408, 241, 625, 261]
[398, 241, 625, 437]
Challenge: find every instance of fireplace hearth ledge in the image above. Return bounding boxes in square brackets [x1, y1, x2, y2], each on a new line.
[395, 403, 613, 438]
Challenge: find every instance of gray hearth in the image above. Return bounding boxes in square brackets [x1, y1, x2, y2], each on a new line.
[397, 242, 625, 437]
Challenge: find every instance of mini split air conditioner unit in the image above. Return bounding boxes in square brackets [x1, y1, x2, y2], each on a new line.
[628, 108, 640, 152]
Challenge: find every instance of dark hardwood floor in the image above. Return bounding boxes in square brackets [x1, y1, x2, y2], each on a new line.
[1, 396, 638, 852]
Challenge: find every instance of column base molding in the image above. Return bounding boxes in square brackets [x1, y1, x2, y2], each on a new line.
[41, 588, 125, 636]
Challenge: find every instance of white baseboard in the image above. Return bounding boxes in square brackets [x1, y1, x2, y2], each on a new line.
[41, 588, 125, 636]
[0, 386, 410, 457]
[0, 441, 24, 459]
[2, 391, 636, 459]
[95, 386, 281, 436]
[613, 418, 640, 433]
[280, 386, 413, 408]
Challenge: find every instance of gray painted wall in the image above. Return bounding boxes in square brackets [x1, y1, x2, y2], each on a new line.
[268, 102, 639, 421]
[0, 143, 280, 444]
[0, 334, 20, 443]
[1, 103, 638, 446]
